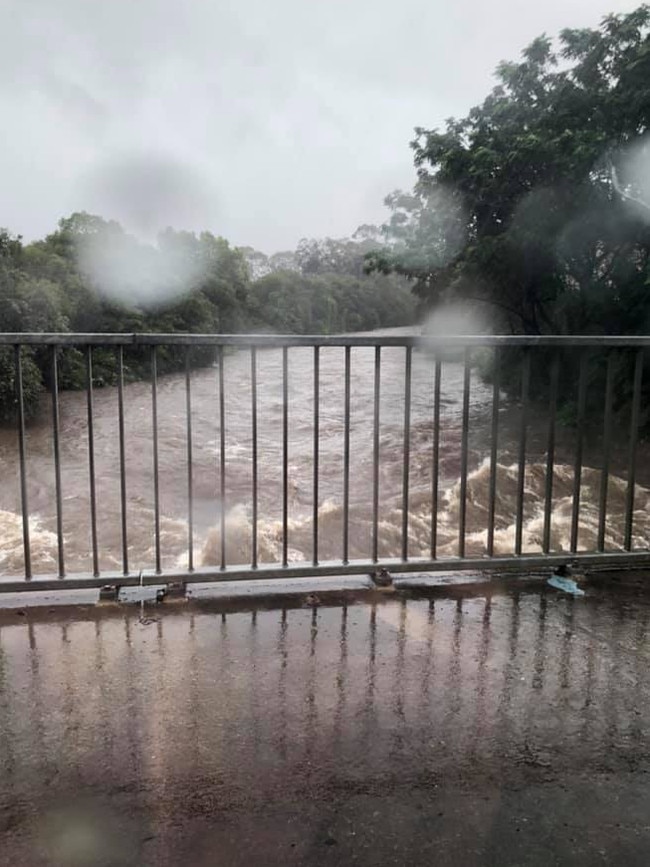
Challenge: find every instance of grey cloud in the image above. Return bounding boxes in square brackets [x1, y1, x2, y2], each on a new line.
[1, 0, 639, 251]
[35, 74, 108, 136]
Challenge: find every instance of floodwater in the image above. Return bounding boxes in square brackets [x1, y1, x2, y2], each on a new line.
[1, 582, 650, 865]
[0, 328, 648, 578]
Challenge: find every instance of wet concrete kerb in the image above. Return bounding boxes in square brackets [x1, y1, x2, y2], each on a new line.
[0, 568, 560, 619]
[1, 555, 645, 617]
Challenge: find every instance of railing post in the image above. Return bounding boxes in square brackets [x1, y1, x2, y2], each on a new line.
[251, 346, 258, 569]
[313, 346, 320, 567]
[401, 346, 412, 561]
[15, 344, 31, 580]
[486, 348, 500, 557]
[343, 346, 351, 564]
[458, 348, 471, 558]
[430, 356, 441, 559]
[218, 345, 226, 570]
[185, 347, 194, 573]
[372, 346, 381, 564]
[151, 346, 161, 574]
[282, 347, 289, 568]
[117, 346, 129, 576]
[86, 346, 99, 578]
[51, 345, 65, 578]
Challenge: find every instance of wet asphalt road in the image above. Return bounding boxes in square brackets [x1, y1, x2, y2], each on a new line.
[1, 576, 650, 865]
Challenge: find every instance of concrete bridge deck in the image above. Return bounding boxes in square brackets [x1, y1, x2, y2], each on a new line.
[1, 574, 650, 865]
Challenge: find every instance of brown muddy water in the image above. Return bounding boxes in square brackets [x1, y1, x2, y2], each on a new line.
[0, 328, 648, 578]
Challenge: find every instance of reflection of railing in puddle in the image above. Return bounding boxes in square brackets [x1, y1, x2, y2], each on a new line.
[0, 591, 649, 811]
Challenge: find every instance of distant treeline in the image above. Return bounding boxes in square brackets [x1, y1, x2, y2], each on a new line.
[0, 214, 415, 420]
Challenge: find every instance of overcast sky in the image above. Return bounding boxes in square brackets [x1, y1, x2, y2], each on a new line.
[1, 0, 640, 252]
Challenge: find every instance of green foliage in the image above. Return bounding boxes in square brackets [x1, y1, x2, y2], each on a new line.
[295, 237, 381, 278]
[249, 270, 414, 334]
[370, 5, 650, 425]
[0, 214, 415, 422]
[0, 349, 43, 423]
[373, 7, 650, 328]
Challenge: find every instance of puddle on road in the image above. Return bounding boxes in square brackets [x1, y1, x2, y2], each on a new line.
[0, 585, 649, 833]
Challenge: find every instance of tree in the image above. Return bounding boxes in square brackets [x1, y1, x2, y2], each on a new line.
[370, 6, 650, 338]
[0, 236, 66, 419]
[296, 236, 382, 278]
[268, 250, 299, 273]
[238, 247, 272, 280]
[249, 270, 415, 334]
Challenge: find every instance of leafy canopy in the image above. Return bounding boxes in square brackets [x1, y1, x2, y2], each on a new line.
[369, 6, 650, 336]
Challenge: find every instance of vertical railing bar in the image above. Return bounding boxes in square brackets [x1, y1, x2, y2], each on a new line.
[342, 346, 351, 564]
[371, 346, 381, 564]
[185, 347, 194, 573]
[486, 348, 500, 557]
[514, 348, 530, 557]
[312, 346, 319, 567]
[624, 349, 644, 551]
[282, 347, 289, 568]
[86, 346, 99, 578]
[251, 347, 258, 569]
[430, 357, 441, 559]
[51, 346, 65, 578]
[218, 345, 226, 570]
[151, 346, 161, 574]
[117, 346, 128, 575]
[458, 348, 471, 558]
[597, 352, 615, 552]
[15, 345, 31, 580]
[570, 352, 588, 554]
[542, 352, 560, 554]
[401, 346, 412, 561]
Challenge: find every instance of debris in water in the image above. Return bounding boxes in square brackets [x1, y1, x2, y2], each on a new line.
[547, 572, 585, 597]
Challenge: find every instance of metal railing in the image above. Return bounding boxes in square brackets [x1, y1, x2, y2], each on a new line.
[1, 332, 650, 592]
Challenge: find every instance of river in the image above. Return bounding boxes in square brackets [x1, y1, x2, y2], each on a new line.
[0, 328, 648, 577]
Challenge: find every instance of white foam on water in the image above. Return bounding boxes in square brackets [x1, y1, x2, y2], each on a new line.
[0, 510, 59, 575]
[2, 462, 649, 579]
[197, 461, 650, 567]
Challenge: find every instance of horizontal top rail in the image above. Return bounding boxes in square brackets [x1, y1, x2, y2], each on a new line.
[2, 332, 650, 347]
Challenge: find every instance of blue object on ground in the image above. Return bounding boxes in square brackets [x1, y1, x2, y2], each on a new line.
[547, 574, 585, 596]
